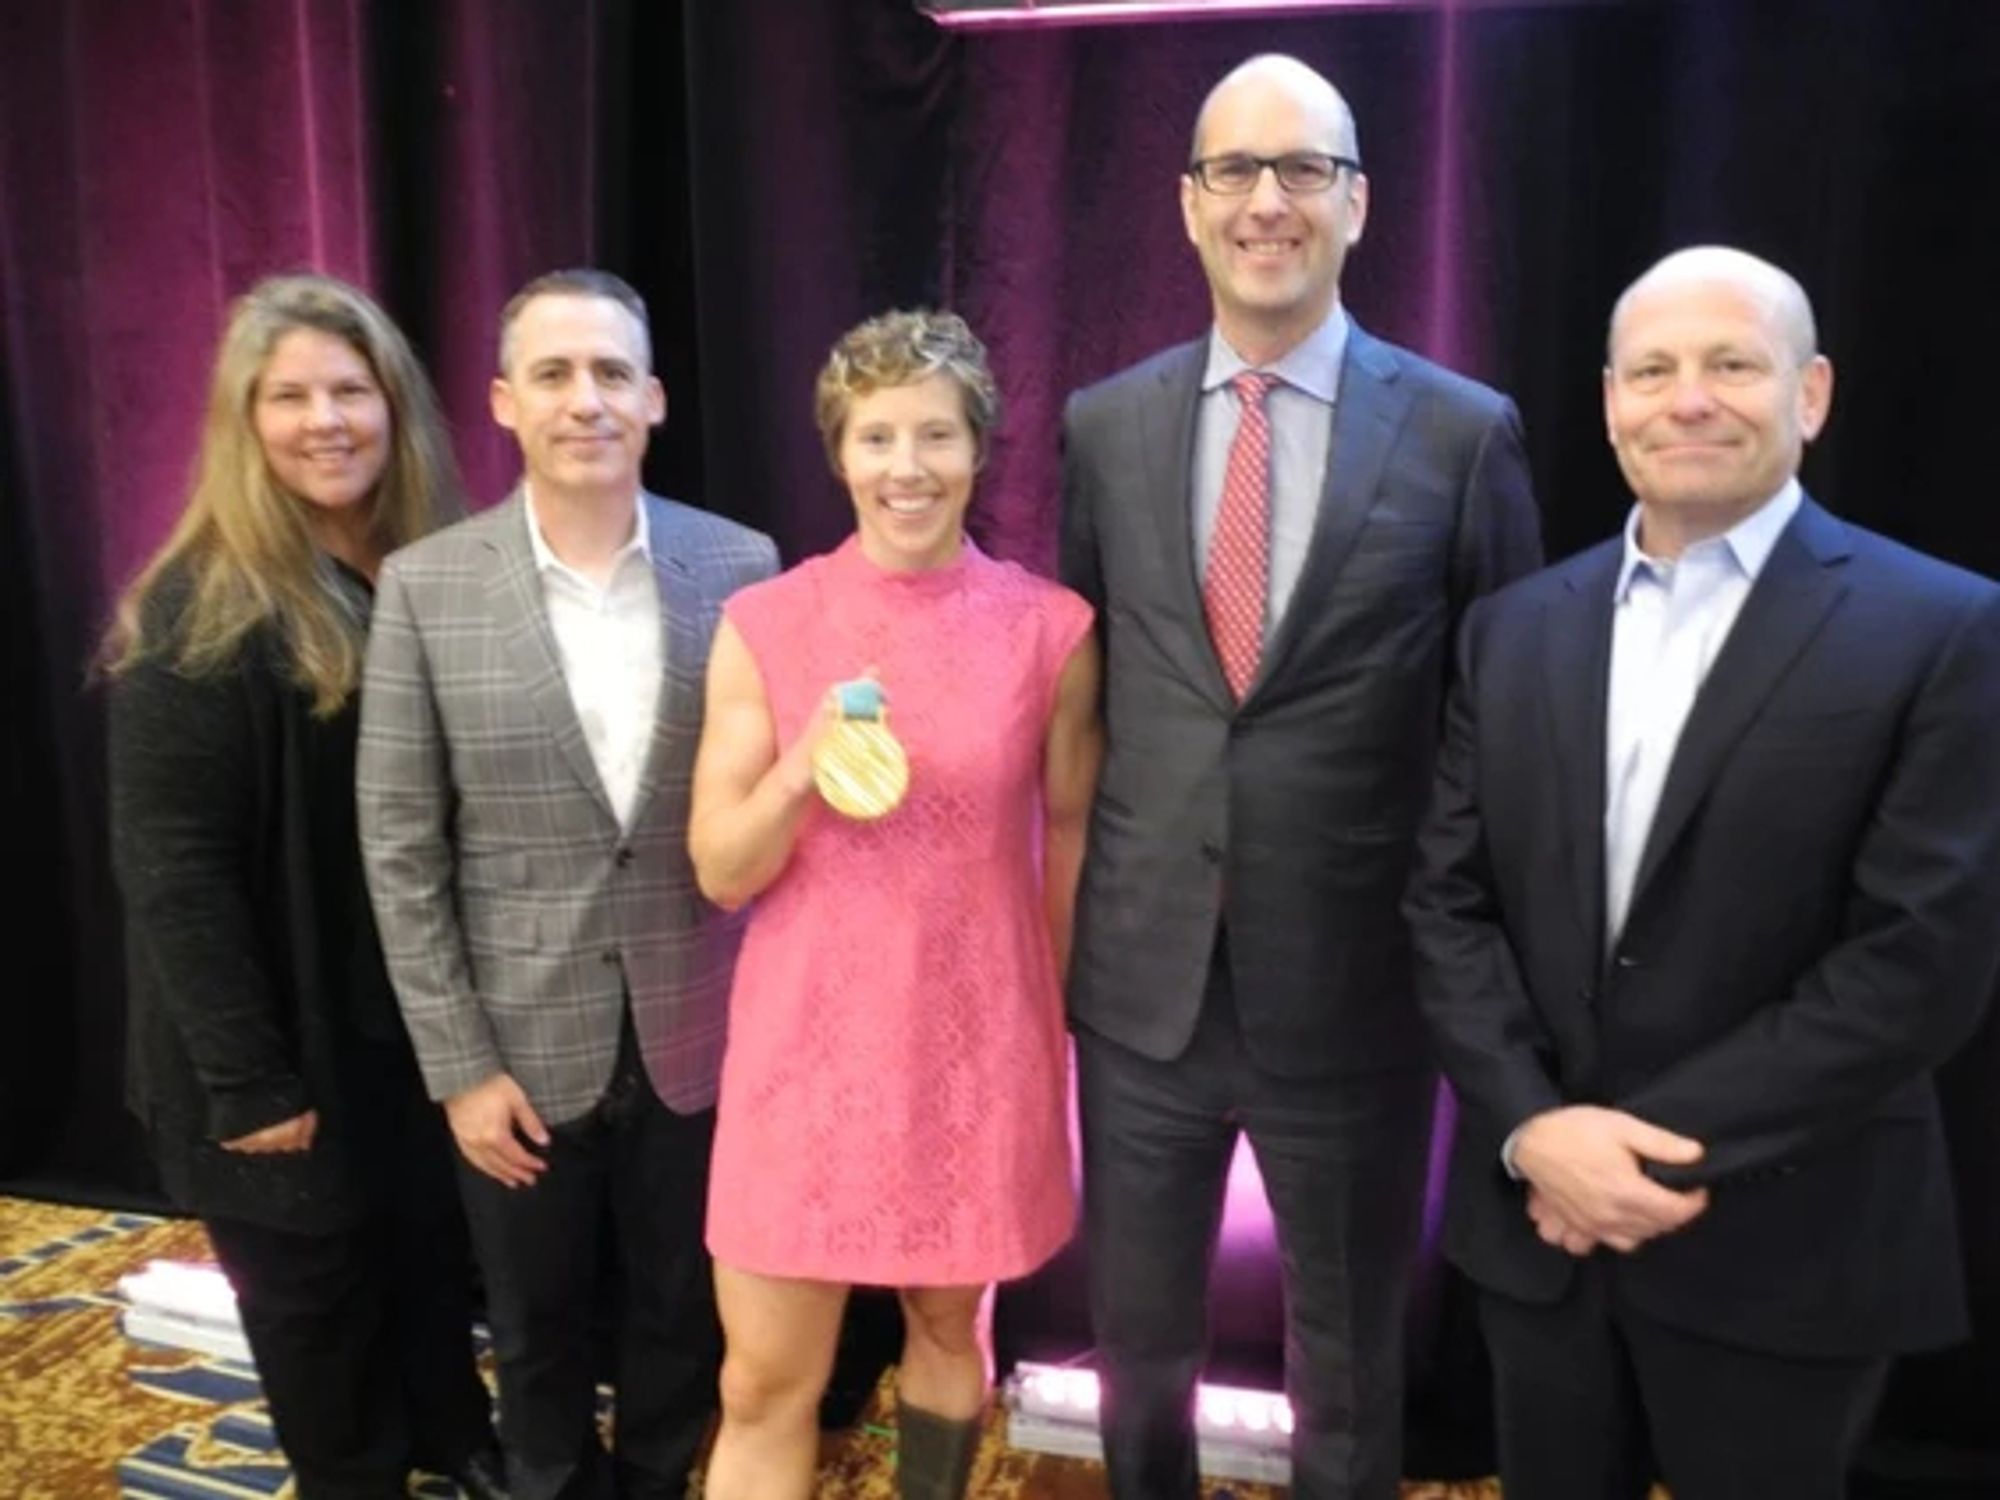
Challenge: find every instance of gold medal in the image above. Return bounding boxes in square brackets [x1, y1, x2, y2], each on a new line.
[812, 678, 909, 820]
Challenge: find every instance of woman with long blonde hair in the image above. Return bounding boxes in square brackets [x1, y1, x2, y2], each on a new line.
[105, 274, 505, 1499]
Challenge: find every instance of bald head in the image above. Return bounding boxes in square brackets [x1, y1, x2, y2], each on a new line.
[1191, 54, 1359, 164]
[1601, 244, 1834, 552]
[1609, 246, 1818, 368]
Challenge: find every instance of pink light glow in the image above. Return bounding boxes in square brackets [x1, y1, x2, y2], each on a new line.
[1062, 1369, 1100, 1411]
[927, 2, 1415, 33]
[1421, 0, 1468, 366]
[1012, 1361, 1293, 1441]
[924, 0, 1597, 28]
[1218, 1133, 1274, 1248]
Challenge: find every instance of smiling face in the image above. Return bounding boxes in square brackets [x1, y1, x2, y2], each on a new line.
[1181, 61, 1367, 362]
[490, 292, 664, 503]
[837, 373, 978, 573]
[252, 327, 391, 525]
[1605, 267, 1832, 551]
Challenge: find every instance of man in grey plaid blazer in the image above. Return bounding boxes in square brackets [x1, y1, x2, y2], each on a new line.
[359, 269, 777, 1500]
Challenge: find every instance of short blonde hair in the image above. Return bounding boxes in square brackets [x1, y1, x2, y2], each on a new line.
[813, 309, 1000, 470]
[102, 274, 461, 715]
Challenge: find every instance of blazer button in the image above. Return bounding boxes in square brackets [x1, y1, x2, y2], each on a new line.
[1615, 953, 1643, 969]
[1201, 842, 1224, 865]
[614, 847, 634, 869]
[600, 948, 619, 967]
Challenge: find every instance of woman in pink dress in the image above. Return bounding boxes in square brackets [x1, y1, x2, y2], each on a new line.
[689, 310, 1101, 1500]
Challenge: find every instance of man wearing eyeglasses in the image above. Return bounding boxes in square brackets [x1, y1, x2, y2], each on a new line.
[1058, 53, 1542, 1500]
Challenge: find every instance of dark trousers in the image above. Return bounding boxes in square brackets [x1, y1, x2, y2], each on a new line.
[1480, 1262, 1889, 1500]
[204, 1151, 493, 1499]
[456, 1022, 720, 1500]
[1076, 956, 1435, 1500]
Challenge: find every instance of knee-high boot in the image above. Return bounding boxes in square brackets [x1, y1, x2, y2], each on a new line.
[895, 1397, 981, 1500]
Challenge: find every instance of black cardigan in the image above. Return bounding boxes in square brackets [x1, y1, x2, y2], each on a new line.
[108, 568, 428, 1231]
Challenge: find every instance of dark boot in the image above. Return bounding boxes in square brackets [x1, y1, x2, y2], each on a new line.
[896, 1397, 981, 1500]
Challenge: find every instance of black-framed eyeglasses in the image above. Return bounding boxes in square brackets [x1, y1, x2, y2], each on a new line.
[1186, 152, 1359, 196]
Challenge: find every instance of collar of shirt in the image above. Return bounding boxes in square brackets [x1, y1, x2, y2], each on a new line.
[1200, 304, 1349, 404]
[523, 484, 653, 587]
[1614, 477, 1802, 602]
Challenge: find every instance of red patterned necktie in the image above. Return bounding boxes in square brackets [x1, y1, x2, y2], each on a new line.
[1204, 371, 1277, 701]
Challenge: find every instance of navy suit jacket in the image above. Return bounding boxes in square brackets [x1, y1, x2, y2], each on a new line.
[1407, 494, 2000, 1358]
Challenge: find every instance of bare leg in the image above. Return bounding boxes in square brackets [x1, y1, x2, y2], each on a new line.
[702, 1263, 848, 1500]
[896, 1283, 989, 1418]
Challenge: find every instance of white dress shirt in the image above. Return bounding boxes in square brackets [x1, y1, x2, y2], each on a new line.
[525, 489, 662, 833]
[1603, 479, 1801, 941]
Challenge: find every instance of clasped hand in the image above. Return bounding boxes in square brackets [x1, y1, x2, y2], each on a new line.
[1513, 1105, 1709, 1256]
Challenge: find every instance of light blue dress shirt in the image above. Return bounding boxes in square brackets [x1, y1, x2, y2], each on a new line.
[1192, 307, 1349, 637]
[1603, 479, 1802, 941]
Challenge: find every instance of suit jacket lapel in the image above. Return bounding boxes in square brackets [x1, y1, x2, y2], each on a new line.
[632, 494, 703, 819]
[1545, 542, 1621, 968]
[483, 490, 618, 823]
[1253, 326, 1411, 698]
[1627, 497, 1853, 914]
[1143, 344, 1234, 708]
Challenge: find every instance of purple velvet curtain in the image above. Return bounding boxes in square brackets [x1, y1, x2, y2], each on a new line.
[7, 1, 377, 601]
[5, 0, 382, 1196]
[0, 0, 636, 1194]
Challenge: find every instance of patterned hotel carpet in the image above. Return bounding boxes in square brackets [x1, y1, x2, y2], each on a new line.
[0, 1196, 1526, 1499]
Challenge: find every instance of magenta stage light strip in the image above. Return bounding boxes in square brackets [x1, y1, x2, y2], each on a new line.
[925, 1, 1415, 31]
[922, 0, 1608, 30]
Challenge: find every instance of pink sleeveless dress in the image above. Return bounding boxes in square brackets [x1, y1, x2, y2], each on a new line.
[705, 535, 1093, 1285]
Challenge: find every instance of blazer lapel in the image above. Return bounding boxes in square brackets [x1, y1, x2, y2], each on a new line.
[1253, 326, 1412, 698]
[1627, 498, 1853, 912]
[1142, 345, 1234, 709]
[632, 495, 703, 819]
[483, 490, 618, 822]
[1544, 542, 1621, 967]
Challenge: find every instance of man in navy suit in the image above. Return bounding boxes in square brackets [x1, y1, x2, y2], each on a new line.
[1406, 245, 2000, 1497]
[1060, 53, 1541, 1499]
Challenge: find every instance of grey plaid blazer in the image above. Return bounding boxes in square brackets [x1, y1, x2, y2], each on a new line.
[357, 490, 779, 1124]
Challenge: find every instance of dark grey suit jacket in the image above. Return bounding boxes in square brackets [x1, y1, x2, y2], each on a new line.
[1060, 322, 1542, 1077]
[1407, 496, 2000, 1357]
